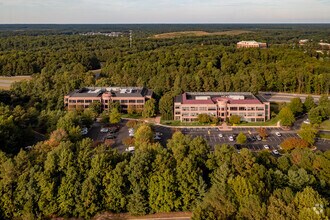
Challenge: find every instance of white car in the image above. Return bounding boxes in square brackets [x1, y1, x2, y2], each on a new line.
[129, 132, 134, 137]
[272, 149, 279, 155]
[100, 128, 109, 133]
[275, 132, 282, 137]
[154, 135, 161, 140]
[125, 146, 135, 152]
[303, 119, 310, 124]
[218, 133, 223, 138]
[81, 127, 88, 135]
[228, 136, 234, 142]
[263, 145, 269, 150]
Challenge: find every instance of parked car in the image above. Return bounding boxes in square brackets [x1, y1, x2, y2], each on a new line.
[272, 149, 279, 155]
[125, 146, 135, 152]
[263, 145, 269, 150]
[256, 135, 262, 141]
[155, 132, 163, 136]
[106, 134, 116, 139]
[303, 119, 310, 124]
[81, 127, 88, 135]
[154, 135, 161, 140]
[100, 128, 109, 133]
[218, 133, 223, 138]
[275, 132, 282, 137]
[228, 136, 234, 142]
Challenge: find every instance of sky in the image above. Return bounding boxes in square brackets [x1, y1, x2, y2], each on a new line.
[0, 0, 330, 24]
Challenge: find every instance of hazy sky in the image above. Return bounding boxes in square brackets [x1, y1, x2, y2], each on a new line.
[0, 0, 329, 23]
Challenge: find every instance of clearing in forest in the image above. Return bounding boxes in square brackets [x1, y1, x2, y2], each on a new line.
[0, 76, 32, 90]
[153, 30, 252, 39]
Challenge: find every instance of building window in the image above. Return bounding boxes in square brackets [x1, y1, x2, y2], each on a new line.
[175, 105, 180, 109]
[175, 111, 181, 115]
[129, 100, 136, 103]
[230, 107, 238, 111]
[191, 107, 198, 111]
[69, 100, 76, 103]
[239, 107, 246, 111]
[199, 107, 207, 111]
[77, 100, 84, 103]
[208, 107, 217, 111]
[182, 107, 189, 111]
[85, 100, 92, 103]
[257, 107, 264, 111]
[137, 100, 144, 103]
[121, 100, 128, 103]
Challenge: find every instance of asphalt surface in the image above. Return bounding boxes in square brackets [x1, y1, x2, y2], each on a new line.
[257, 92, 322, 103]
[86, 120, 329, 153]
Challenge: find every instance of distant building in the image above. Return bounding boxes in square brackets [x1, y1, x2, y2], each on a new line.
[64, 87, 153, 112]
[319, 42, 330, 50]
[237, 41, 267, 49]
[174, 92, 270, 123]
[80, 32, 123, 37]
[299, 39, 309, 45]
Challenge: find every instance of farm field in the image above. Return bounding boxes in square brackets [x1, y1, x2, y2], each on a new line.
[153, 30, 252, 39]
[0, 76, 32, 90]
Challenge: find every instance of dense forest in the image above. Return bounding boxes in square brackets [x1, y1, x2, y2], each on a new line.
[0, 129, 329, 219]
[0, 24, 329, 219]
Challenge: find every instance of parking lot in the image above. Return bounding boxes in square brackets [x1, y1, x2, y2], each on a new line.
[86, 121, 329, 153]
[180, 127, 300, 152]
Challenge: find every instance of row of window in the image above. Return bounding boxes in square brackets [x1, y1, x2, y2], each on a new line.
[68, 99, 144, 104]
[178, 106, 265, 111]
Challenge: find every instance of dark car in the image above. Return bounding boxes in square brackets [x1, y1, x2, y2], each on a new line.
[105, 134, 116, 139]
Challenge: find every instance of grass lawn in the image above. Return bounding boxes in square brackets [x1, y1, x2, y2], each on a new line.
[320, 120, 330, 130]
[121, 114, 144, 119]
[0, 76, 32, 90]
[238, 118, 279, 127]
[153, 30, 252, 39]
[319, 133, 330, 140]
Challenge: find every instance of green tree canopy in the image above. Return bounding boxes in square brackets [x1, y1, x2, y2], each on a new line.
[109, 108, 121, 124]
[278, 107, 295, 127]
[142, 98, 157, 118]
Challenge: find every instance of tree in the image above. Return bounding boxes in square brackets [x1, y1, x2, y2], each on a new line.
[198, 114, 211, 124]
[126, 120, 138, 128]
[308, 106, 327, 124]
[127, 105, 136, 115]
[229, 115, 241, 125]
[298, 124, 318, 146]
[159, 93, 174, 121]
[304, 96, 315, 112]
[278, 107, 295, 127]
[109, 108, 121, 124]
[280, 138, 310, 151]
[236, 132, 247, 144]
[142, 98, 156, 118]
[318, 95, 329, 107]
[134, 124, 153, 147]
[257, 127, 268, 140]
[288, 98, 303, 116]
[88, 101, 102, 116]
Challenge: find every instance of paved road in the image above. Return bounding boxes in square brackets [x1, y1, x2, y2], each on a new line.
[257, 91, 324, 103]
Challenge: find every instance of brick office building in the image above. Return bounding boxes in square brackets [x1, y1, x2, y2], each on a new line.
[64, 87, 153, 112]
[174, 92, 270, 123]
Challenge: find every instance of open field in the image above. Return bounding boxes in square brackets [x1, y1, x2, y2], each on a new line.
[153, 30, 252, 39]
[0, 76, 32, 90]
